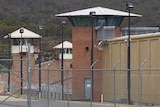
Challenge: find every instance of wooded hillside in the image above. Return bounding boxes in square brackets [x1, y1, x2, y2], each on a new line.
[0, 0, 159, 61]
[0, 0, 159, 37]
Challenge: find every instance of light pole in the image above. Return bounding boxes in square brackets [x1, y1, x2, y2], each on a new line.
[7, 33, 11, 92]
[20, 28, 24, 95]
[126, 2, 133, 104]
[90, 11, 96, 101]
[38, 25, 43, 98]
[61, 20, 66, 100]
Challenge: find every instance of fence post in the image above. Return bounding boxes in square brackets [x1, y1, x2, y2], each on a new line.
[47, 60, 55, 107]
[140, 58, 148, 107]
[113, 60, 121, 107]
[27, 43, 31, 107]
[90, 59, 98, 107]
[66, 60, 74, 107]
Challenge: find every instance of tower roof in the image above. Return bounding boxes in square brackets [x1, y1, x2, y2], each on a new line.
[53, 41, 72, 49]
[4, 27, 42, 39]
[56, 6, 142, 17]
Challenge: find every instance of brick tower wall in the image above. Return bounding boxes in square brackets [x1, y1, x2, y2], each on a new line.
[72, 27, 102, 101]
[11, 52, 73, 94]
[11, 53, 35, 92]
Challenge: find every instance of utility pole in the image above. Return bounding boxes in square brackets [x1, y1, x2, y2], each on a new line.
[61, 20, 66, 100]
[38, 25, 43, 98]
[126, 2, 133, 104]
[90, 11, 96, 101]
[20, 28, 24, 95]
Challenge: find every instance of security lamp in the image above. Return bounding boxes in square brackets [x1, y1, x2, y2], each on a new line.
[61, 20, 66, 25]
[20, 28, 24, 34]
[39, 26, 43, 30]
[90, 11, 96, 16]
[7, 33, 11, 38]
[126, 2, 133, 10]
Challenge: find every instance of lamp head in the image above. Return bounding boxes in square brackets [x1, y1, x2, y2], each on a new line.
[8, 33, 11, 38]
[20, 28, 24, 34]
[61, 20, 66, 25]
[89, 11, 96, 16]
[39, 26, 43, 30]
[126, 2, 133, 10]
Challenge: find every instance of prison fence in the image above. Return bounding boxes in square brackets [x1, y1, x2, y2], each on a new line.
[1, 68, 160, 107]
[26, 68, 160, 106]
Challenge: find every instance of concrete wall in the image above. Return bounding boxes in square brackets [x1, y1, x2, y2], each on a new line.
[102, 33, 160, 105]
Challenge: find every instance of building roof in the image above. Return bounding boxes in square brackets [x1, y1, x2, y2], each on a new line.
[113, 32, 160, 41]
[53, 41, 72, 49]
[55, 6, 142, 17]
[4, 27, 42, 39]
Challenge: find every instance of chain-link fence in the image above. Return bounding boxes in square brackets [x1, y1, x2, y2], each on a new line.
[24, 68, 160, 107]
[1, 65, 160, 107]
[0, 55, 160, 107]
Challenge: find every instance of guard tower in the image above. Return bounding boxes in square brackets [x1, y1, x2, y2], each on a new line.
[56, 6, 141, 101]
[53, 41, 72, 59]
[4, 27, 42, 93]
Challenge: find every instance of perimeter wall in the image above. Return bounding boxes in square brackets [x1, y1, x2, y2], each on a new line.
[102, 33, 160, 105]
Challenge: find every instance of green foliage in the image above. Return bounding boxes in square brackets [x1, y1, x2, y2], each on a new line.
[0, 44, 10, 58]
[0, 66, 7, 73]
[0, 0, 158, 27]
[0, 0, 158, 39]
[44, 24, 60, 37]
[0, 0, 158, 61]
